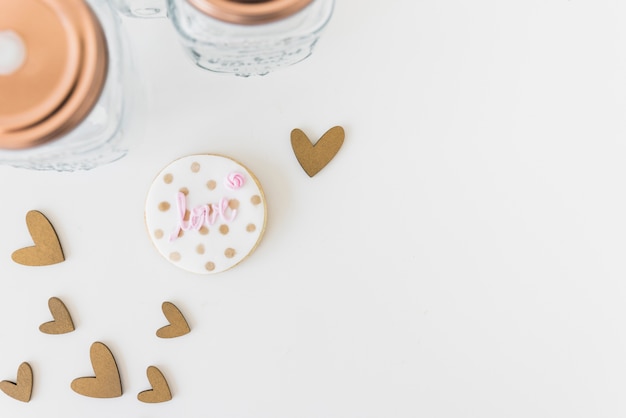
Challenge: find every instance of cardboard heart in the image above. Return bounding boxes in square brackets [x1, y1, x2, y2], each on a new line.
[12, 210, 64, 266]
[71, 342, 122, 398]
[156, 302, 190, 339]
[137, 366, 172, 403]
[291, 126, 345, 177]
[0, 362, 33, 403]
[39, 297, 75, 334]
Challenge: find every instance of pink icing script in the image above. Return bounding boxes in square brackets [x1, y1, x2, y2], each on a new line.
[170, 191, 237, 241]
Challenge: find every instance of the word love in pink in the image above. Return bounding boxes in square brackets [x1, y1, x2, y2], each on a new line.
[170, 192, 237, 240]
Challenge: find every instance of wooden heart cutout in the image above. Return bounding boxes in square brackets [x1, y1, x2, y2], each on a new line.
[156, 302, 190, 339]
[12, 210, 64, 266]
[137, 366, 172, 403]
[39, 297, 75, 334]
[0, 362, 33, 403]
[71, 342, 122, 398]
[291, 126, 345, 177]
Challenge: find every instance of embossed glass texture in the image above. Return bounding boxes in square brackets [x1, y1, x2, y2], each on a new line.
[110, 0, 334, 76]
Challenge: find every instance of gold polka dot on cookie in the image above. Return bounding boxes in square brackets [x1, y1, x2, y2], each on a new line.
[184, 209, 190, 221]
[169, 252, 181, 262]
[199, 226, 209, 235]
[228, 199, 239, 210]
[246, 224, 256, 232]
[191, 162, 201, 173]
[154, 229, 164, 239]
[158, 201, 171, 211]
[163, 173, 173, 184]
[178, 229, 184, 238]
[219, 224, 229, 235]
[179, 187, 189, 196]
[205, 262, 215, 272]
[196, 244, 205, 255]
[251, 195, 262, 205]
[224, 248, 236, 258]
[206, 180, 216, 190]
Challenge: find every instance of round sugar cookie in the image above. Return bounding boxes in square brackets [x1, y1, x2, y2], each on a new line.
[145, 154, 267, 274]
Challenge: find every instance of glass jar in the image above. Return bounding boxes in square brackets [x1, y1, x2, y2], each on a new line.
[111, 0, 335, 77]
[0, 0, 130, 171]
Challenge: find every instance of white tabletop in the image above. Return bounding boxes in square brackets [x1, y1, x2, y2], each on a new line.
[2, 1, 626, 416]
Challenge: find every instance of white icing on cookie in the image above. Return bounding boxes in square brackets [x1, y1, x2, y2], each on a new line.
[145, 154, 267, 274]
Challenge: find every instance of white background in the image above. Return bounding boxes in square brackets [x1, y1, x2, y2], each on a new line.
[2, 0, 626, 417]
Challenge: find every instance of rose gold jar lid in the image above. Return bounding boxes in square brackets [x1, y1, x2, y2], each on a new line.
[188, 0, 314, 25]
[0, 0, 108, 149]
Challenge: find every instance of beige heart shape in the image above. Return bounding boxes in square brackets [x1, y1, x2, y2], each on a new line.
[137, 366, 172, 403]
[71, 342, 122, 398]
[156, 302, 190, 339]
[39, 297, 75, 335]
[0, 362, 33, 403]
[11, 210, 64, 266]
[291, 126, 345, 177]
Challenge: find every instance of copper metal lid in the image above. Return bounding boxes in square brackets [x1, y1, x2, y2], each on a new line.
[188, 0, 314, 25]
[0, 0, 108, 149]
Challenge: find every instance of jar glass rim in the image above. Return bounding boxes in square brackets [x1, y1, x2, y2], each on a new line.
[187, 0, 314, 24]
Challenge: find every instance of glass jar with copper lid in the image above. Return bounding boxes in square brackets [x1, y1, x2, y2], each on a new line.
[0, 0, 130, 171]
[111, 0, 335, 76]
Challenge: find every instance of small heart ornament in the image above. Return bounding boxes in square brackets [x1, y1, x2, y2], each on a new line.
[12, 210, 64, 266]
[137, 366, 172, 403]
[71, 342, 122, 398]
[291, 126, 345, 177]
[156, 302, 190, 339]
[0, 362, 33, 403]
[39, 297, 75, 335]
